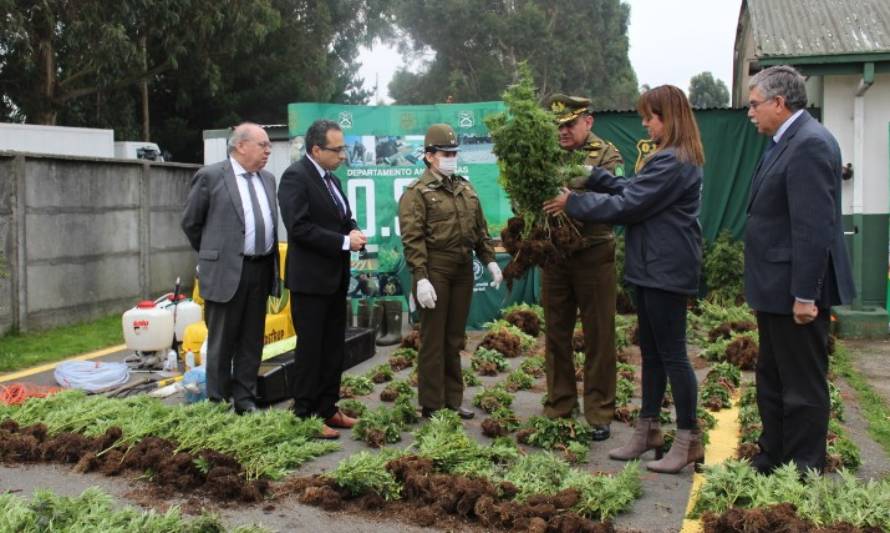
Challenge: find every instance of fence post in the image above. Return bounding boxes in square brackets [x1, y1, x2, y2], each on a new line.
[10, 154, 27, 332]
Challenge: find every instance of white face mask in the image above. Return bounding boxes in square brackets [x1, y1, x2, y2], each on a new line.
[436, 155, 458, 176]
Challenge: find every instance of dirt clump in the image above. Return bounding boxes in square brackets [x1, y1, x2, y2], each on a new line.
[481, 418, 508, 438]
[480, 330, 522, 358]
[504, 309, 541, 337]
[400, 329, 421, 350]
[699, 502, 875, 532]
[379, 388, 399, 402]
[388, 356, 412, 372]
[725, 336, 758, 370]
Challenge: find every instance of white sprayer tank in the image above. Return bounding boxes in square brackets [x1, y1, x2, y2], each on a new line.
[156, 294, 202, 342]
[122, 300, 175, 352]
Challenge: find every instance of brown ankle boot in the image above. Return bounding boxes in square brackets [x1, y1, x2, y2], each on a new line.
[646, 428, 704, 474]
[609, 417, 664, 461]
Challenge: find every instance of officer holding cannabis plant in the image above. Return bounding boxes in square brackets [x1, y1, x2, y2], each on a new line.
[541, 94, 624, 441]
[399, 123, 502, 420]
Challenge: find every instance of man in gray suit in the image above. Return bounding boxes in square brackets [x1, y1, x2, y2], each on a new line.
[744, 66, 855, 474]
[181, 122, 280, 414]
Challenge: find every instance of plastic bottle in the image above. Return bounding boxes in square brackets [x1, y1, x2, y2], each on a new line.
[184, 350, 196, 370]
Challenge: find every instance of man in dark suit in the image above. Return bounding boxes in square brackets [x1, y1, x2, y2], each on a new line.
[744, 65, 856, 474]
[278, 119, 367, 439]
[181, 122, 280, 415]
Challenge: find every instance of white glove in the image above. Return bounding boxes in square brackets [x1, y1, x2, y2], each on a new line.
[487, 262, 503, 289]
[416, 278, 437, 309]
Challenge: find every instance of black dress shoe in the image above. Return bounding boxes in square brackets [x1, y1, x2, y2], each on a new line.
[421, 407, 439, 418]
[591, 424, 611, 441]
[447, 406, 475, 420]
[234, 402, 259, 415]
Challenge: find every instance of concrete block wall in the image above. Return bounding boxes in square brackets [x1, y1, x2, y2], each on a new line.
[0, 152, 199, 334]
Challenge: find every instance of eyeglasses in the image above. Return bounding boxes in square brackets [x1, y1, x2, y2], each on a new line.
[319, 145, 348, 154]
[748, 97, 776, 110]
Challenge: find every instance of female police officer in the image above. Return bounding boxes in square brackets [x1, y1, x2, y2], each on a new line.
[399, 124, 502, 419]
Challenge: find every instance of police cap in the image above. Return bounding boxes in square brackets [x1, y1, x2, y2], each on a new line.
[547, 94, 592, 125]
[424, 123, 460, 152]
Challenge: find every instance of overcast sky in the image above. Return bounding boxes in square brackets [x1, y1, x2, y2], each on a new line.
[357, 0, 742, 104]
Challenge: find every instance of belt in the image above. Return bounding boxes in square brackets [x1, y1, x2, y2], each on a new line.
[243, 253, 272, 262]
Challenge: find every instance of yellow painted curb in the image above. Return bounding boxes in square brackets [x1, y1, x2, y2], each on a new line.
[0, 344, 128, 383]
[680, 394, 741, 533]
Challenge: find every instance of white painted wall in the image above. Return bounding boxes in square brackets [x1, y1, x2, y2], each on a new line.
[823, 73, 890, 215]
[0, 123, 115, 158]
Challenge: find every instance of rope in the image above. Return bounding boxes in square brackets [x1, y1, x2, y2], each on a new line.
[0, 383, 63, 405]
[53, 360, 130, 392]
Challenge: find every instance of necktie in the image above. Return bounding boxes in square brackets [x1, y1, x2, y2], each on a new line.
[324, 173, 346, 218]
[244, 172, 266, 255]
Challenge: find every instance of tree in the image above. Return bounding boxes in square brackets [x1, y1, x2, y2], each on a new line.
[388, 0, 639, 110]
[688, 72, 729, 109]
[0, 0, 393, 161]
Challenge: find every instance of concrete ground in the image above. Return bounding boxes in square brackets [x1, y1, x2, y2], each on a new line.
[2, 323, 889, 532]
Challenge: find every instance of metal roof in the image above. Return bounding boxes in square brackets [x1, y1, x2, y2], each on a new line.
[746, 0, 890, 58]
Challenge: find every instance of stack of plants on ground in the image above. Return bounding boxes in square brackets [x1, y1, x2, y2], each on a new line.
[0, 487, 269, 532]
[292, 410, 642, 530]
[690, 301, 759, 370]
[0, 391, 340, 502]
[689, 460, 890, 531]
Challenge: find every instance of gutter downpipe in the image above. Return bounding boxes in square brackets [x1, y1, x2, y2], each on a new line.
[851, 62, 874, 309]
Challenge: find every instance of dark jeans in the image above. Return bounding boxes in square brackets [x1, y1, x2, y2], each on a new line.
[635, 285, 698, 430]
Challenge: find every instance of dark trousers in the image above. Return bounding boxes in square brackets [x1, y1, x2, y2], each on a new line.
[635, 285, 698, 430]
[417, 259, 473, 410]
[755, 311, 830, 474]
[204, 255, 273, 408]
[290, 287, 347, 419]
[541, 242, 617, 425]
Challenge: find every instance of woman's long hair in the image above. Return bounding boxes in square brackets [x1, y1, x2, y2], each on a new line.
[636, 85, 705, 166]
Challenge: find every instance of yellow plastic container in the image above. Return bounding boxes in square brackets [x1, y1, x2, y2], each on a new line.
[179, 312, 292, 366]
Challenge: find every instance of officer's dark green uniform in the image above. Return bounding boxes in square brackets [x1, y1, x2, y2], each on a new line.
[542, 94, 624, 434]
[399, 124, 495, 413]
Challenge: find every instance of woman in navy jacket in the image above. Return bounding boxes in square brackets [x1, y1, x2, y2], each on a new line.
[544, 85, 704, 474]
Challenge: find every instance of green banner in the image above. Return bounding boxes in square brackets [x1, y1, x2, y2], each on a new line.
[287, 103, 779, 317]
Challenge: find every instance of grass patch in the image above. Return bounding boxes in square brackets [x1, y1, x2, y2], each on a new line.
[832, 342, 890, 456]
[0, 314, 123, 372]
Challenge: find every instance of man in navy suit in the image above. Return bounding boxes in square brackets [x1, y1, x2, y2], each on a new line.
[278, 119, 367, 439]
[744, 65, 855, 474]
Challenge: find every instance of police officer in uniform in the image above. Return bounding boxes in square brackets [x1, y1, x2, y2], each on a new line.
[542, 94, 624, 441]
[399, 124, 502, 419]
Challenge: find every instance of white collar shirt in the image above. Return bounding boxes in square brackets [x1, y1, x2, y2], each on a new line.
[230, 157, 274, 256]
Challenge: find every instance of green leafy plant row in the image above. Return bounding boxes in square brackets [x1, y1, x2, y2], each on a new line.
[0, 391, 337, 480]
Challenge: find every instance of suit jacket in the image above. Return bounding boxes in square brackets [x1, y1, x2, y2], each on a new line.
[744, 111, 855, 313]
[278, 155, 357, 295]
[566, 148, 703, 295]
[181, 159, 281, 303]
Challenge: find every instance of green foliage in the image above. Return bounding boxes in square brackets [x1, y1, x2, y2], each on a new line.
[699, 331, 757, 362]
[615, 375, 635, 406]
[518, 416, 594, 449]
[0, 314, 123, 372]
[0, 486, 269, 532]
[391, 347, 418, 363]
[473, 385, 514, 413]
[829, 381, 845, 421]
[4, 391, 337, 480]
[484, 64, 568, 234]
[367, 363, 394, 383]
[690, 460, 890, 529]
[614, 313, 636, 353]
[381, 379, 415, 400]
[564, 462, 643, 522]
[687, 301, 755, 345]
[699, 380, 732, 410]
[462, 367, 482, 387]
[340, 375, 375, 396]
[706, 362, 742, 389]
[490, 406, 521, 432]
[702, 230, 745, 304]
[352, 398, 418, 447]
[337, 398, 368, 418]
[688, 71, 730, 109]
[327, 450, 403, 501]
[503, 451, 570, 500]
[505, 369, 535, 391]
[832, 342, 890, 457]
[519, 356, 546, 378]
[471, 347, 510, 373]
